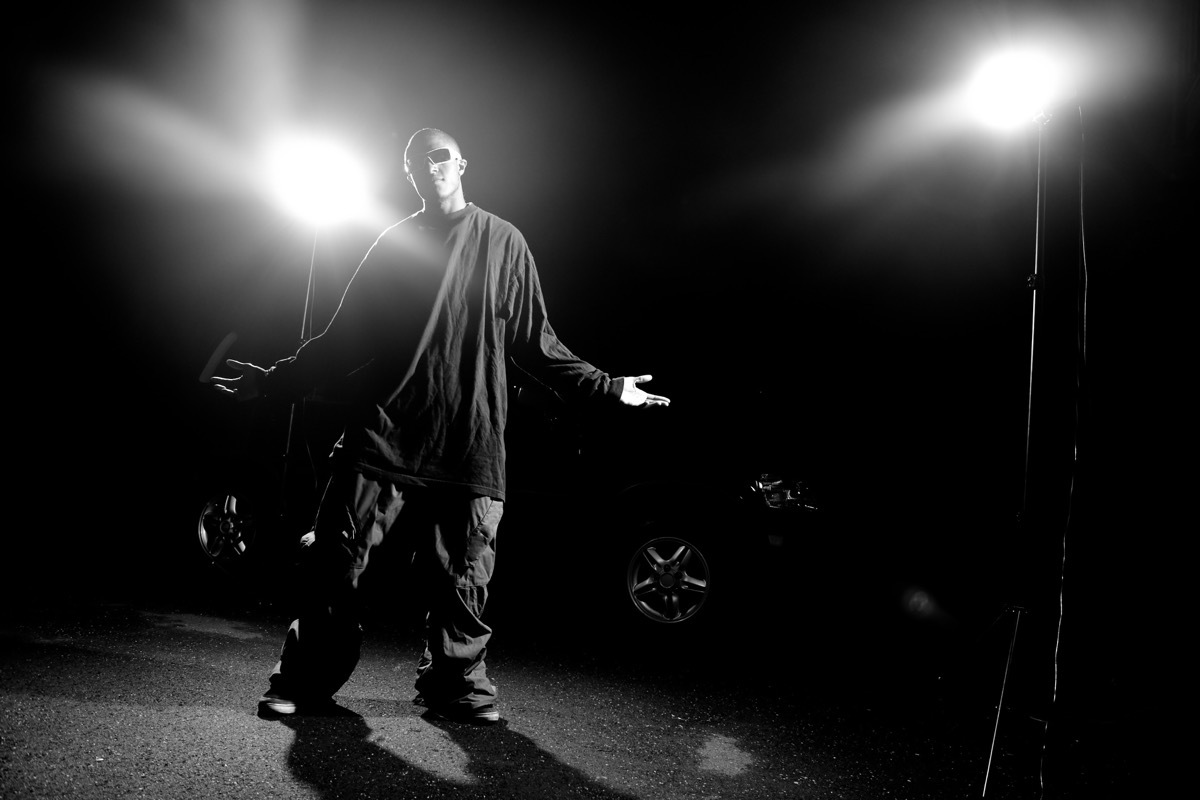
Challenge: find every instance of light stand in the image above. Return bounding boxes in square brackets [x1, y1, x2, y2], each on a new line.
[979, 109, 1052, 799]
[197, 131, 368, 579]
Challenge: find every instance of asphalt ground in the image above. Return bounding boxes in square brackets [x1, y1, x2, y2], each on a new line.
[0, 559, 1163, 800]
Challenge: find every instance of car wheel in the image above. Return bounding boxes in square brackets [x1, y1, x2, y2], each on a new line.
[197, 493, 256, 563]
[625, 533, 712, 624]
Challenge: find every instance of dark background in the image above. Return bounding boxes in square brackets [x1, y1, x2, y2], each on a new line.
[13, 0, 1195, 730]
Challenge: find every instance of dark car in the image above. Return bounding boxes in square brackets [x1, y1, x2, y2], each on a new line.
[493, 381, 825, 632]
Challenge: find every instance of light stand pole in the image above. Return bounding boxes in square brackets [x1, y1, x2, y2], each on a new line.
[982, 107, 1054, 799]
[1021, 108, 1053, 524]
[279, 226, 319, 515]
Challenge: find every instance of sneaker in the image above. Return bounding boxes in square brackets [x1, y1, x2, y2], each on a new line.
[426, 703, 501, 725]
[258, 690, 334, 716]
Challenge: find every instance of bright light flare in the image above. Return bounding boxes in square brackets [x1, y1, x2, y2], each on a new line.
[965, 49, 1066, 130]
[261, 133, 371, 226]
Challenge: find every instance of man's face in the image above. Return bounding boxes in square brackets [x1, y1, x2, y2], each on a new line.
[405, 137, 466, 205]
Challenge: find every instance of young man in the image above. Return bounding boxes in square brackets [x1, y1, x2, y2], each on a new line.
[212, 127, 669, 724]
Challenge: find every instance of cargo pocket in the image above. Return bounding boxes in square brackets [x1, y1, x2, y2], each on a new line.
[461, 496, 502, 588]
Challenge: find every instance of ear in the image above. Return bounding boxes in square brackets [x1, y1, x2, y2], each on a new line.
[457, 158, 468, 174]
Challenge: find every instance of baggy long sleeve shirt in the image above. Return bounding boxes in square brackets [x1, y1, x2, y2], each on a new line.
[264, 203, 622, 500]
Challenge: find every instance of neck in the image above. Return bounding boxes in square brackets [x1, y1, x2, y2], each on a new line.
[426, 193, 468, 217]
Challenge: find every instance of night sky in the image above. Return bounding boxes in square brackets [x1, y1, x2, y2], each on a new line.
[15, 0, 1195, 702]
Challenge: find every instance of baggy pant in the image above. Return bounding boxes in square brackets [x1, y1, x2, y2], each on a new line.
[267, 470, 503, 711]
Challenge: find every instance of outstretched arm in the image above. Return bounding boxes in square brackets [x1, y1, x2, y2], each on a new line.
[507, 247, 672, 409]
[208, 228, 415, 406]
[617, 375, 671, 407]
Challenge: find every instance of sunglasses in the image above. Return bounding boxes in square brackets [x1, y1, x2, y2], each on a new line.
[407, 147, 457, 171]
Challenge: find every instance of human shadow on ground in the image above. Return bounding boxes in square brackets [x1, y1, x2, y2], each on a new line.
[279, 705, 640, 800]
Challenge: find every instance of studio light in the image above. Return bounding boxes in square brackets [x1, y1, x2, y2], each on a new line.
[965, 47, 1067, 131]
[261, 132, 371, 227]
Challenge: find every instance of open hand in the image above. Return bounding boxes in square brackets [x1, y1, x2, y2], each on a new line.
[210, 359, 268, 402]
[618, 375, 670, 407]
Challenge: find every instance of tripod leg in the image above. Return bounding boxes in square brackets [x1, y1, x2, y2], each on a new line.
[982, 606, 1022, 797]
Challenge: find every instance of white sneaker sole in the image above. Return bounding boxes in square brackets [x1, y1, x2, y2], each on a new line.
[259, 697, 298, 715]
